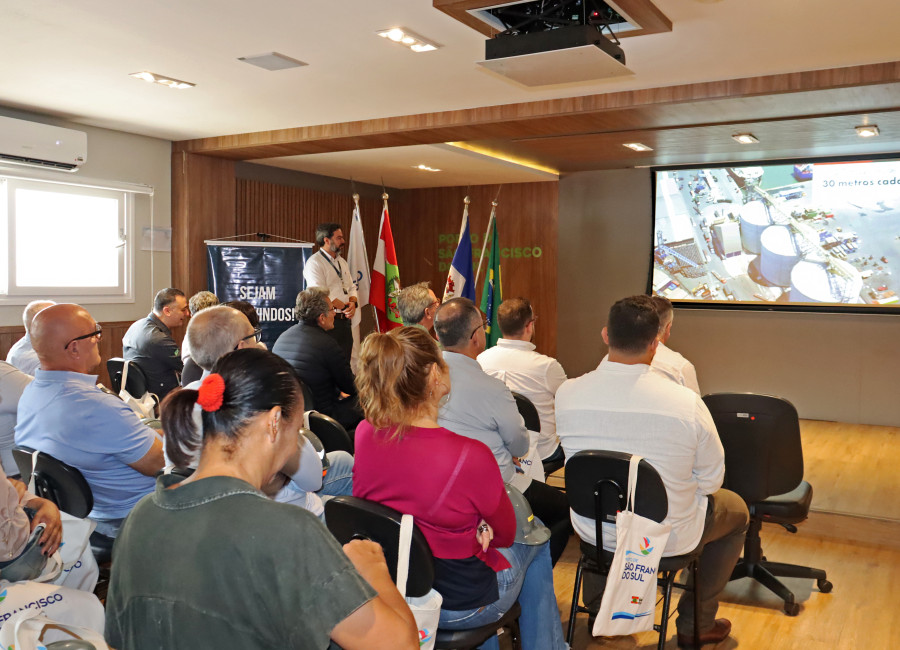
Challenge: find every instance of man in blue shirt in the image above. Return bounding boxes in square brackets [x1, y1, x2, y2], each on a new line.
[16, 303, 164, 536]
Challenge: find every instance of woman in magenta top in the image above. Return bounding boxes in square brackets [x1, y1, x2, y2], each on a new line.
[354, 327, 567, 650]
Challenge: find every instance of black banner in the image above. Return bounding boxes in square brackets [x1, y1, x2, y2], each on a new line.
[206, 241, 313, 349]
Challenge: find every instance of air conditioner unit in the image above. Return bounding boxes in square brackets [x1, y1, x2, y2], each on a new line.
[0, 115, 87, 173]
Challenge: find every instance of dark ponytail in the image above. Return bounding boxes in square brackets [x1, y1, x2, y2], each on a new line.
[161, 348, 302, 466]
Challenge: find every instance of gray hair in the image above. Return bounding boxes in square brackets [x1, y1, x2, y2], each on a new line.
[22, 300, 56, 334]
[397, 282, 433, 326]
[188, 291, 219, 316]
[187, 306, 252, 370]
[296, 287, 331, 324]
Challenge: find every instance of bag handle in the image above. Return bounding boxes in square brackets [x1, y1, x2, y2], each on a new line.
[120, 359, 130, 395]
[624, 455, 642, 513]
[32, 550, 63, 583]
[396, 514, 413, 599]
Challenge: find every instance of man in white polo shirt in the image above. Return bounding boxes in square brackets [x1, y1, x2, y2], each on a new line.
[477, 297, 567, 473]
[556, 295, 747, 647]
[650, 295, 700, 394]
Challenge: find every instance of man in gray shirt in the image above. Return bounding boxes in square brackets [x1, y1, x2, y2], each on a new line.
[435, 298, 571, 565]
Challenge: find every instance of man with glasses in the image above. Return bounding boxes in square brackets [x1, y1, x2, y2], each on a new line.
[123, 287, 189, 401]
[396, 281, 440, 333]
[434, 298, 572, 566]
[477, 298, 568, 475]
[15, 303, 164, 537]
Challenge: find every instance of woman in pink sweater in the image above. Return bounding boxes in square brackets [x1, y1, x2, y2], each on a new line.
[353, 327, 567, 650]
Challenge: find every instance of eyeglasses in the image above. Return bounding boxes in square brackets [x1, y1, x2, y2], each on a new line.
[235, 327, 262, 349]
[469, 321, 484, 340]
[64, 325, 102, 350]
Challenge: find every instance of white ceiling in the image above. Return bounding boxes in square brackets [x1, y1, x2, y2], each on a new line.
[2, 0, 900, 186]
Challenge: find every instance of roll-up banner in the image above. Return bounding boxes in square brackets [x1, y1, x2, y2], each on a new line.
[206, 240, 314, 350]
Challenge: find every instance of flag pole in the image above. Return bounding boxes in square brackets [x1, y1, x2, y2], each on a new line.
[373, 191, 390, 333]
[474, 200, 498, 288]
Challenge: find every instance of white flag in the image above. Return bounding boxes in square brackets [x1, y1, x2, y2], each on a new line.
[347, 201, 371, 328]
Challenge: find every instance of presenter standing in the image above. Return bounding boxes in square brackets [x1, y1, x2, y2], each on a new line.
[304, 223, 358, 363]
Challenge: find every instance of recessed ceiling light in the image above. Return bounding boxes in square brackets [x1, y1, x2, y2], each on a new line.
[623, 143, 653, 152]
[377, 27, 441, 53]
[238, 52, 307, 71]
[855, 125, 880, 138]
[129, 71, 195, 89]
[414, 164, 441, 172]
[732, 133, 759, 144]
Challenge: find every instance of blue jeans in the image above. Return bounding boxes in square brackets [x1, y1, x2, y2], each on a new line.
[438, 541, 568, 650]
[320, 451, 354, 497]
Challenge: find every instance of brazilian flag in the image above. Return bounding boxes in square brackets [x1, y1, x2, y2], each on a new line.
[480, 217, 502, 348]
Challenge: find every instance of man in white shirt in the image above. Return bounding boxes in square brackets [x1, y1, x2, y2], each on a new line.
[477, 298, 567, 473]
[650, 295, 700, 394]
[303, 223, 357, 364]
[556, 295, 747, 647]
[6, 300, 55, 375]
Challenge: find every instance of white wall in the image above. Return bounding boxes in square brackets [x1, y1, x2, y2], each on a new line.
[0, 107, 171, 325]
[557, 169, 900, 427]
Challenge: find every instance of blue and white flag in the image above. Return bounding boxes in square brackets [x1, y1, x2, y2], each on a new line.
[443, 200, 476, 302]
[347, 198, 371, 328]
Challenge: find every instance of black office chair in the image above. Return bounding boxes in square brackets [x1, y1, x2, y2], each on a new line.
[107, 357, 149, 396]
[703, 393, 832, 616]
[325, 496, 522, 650]
[565, 450, 700, 649]
[308, 411, 354, 454]
[299, 379, 316, 412]
[511, 391, 564, 479]
[13, 446, 115, 565]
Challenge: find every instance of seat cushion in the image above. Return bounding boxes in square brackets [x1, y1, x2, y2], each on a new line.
[435, 601, 521, 649]
[755, 480, 812, 523]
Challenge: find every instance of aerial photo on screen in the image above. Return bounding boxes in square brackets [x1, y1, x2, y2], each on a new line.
[652, 159, 900, 307]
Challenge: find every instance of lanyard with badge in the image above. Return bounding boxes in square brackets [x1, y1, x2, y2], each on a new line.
[319, 249, 349, 297]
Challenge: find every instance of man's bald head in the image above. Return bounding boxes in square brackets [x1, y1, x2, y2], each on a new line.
[22, 300, 56, 335]
[32, 304, 102, 373]
[186, 305, 255, 371]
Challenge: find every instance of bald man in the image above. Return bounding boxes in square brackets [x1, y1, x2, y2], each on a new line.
[15, 304, 164, 537]
[6, 299, 56, 375]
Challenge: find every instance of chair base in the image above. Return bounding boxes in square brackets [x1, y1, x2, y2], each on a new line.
[730, 558, 830, 616]
[434, 601, 521, 650]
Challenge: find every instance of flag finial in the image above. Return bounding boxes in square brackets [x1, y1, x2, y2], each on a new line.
[464, 196, 470, 205]
[492, 200, 498, 207]
[352, 192, 360, 202]
[382, 192, 389, 200]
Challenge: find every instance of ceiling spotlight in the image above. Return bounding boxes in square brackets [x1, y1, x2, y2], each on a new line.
[414, 164, 441, 172]
[623, 143, 653, 152]
[376, 27, 441, 53]
[129, 71, 195, 89]
[855, 125, 880, 138]
[732, 133, 759, 144]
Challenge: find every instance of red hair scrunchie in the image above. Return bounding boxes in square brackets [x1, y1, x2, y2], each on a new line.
[197, 373, 226, 412]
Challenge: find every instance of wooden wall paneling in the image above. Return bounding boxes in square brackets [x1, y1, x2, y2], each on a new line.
[391, 182, 559, 357]
[171, 152, 237, 297]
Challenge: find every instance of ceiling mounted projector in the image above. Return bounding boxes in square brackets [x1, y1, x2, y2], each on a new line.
[475, 0, 634, 86]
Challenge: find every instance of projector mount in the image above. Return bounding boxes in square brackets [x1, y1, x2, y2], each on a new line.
[486, 0, 625, 46]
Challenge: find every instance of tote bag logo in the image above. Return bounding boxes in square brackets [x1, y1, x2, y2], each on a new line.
[639, 536, 654, 555]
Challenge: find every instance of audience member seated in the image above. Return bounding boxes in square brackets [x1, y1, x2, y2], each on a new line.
[0, 361, 32, 476]
[105, 348, 418, 649]
[273, 287, 363, 433]
[649, 295, 700, 394]
[180, 290, 219, 380]
[477, 297, 567, 473]
[353, 327, 568, 650]
[434, 298, 572, 566]
[6, 300, 55, 375]
[397, 281, 440, 332]
[223, 300, 267, 349]
[556, 295, 748, 647]
[173, 305, 353, 517]
[123, 288, 188, 400]
[15, 304, 164, 537]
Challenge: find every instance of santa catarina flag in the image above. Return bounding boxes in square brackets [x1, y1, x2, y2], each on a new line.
[371, 205, 403, 330]
[443, 205, 476, 302]
[480, 217, 502, 348]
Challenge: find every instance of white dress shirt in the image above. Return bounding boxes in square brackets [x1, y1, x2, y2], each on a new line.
[477, 338, 567, 459]
[651, 342, 700, 395]
[303, 250, 357, 304]
[556, 360, 724, 556]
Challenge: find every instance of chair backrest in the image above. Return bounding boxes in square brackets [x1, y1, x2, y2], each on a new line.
[511, 391, 541, 433]
[299, 379, 316, 412]
[325, 496, 434, 598]
[12, 446, 93, 518]
[702, 392, 804, 503]
[566, 450, 669, 530]
[308, 411, 354, 454]
[107, 357, 149, 396]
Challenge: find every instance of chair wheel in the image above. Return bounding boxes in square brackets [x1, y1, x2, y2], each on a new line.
[817, 579, 833, 593]
[783, 601, 800, 616]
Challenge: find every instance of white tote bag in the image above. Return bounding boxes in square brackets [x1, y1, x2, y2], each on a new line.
[397, 514, 443, 650]
[119, 360, 158, 420]
[592, 455, 671, 637]
[0, 585, 106, 646]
